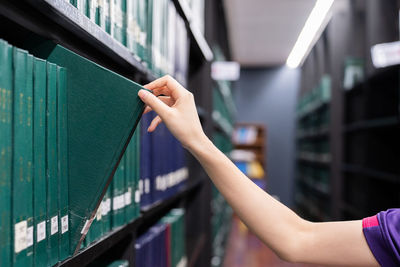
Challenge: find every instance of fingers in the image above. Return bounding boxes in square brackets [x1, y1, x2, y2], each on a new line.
[138, 89, 170, 116]
[148, 115, 162, 132]
[143, 96, 174, 114]
[144, 75, 187, 100]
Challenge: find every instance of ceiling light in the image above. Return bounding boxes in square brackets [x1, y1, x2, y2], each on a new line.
[286, 0, 334, 68]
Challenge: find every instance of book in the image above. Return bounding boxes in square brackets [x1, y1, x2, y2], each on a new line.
[104, 0, 112, 34]
[12, 48, 34, 267]
[111, 0, 127, 46]
[111, 153, 126, 229]
[32, 57, 47, 267]
[46, 62, 59, 266]
[124, 139, 135, 223]
[57, 66, 70, 261]
[0, 39, 12, 267]
[139, 112, 153, 208]
[28, 42, 146, 253]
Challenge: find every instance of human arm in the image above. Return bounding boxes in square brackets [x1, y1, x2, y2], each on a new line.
[138, 75, 379, 266]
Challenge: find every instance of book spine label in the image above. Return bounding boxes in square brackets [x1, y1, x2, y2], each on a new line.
[0, 39, 12, 267]
[57, 66, 70, 260]
[12, 48, 34, 266]
[46, 62, 59, 265]
[33, 57, 48, 267]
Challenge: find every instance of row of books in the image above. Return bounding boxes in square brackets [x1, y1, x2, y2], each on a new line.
[84, 131, 141, 247]
[135, 208, 186, 267]
[296, 75, 331, 117]
[68, 0, 190, 84]
[0, 39, 69, 267]
[140, 112, 188, 209]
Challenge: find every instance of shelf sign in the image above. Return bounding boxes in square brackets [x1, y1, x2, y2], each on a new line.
[211, 61, 240, 81]
[371, 41, 400, 68]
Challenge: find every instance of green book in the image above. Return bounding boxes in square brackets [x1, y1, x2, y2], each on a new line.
[12, 48, 34, 267]
[145, 0, 153, 69]
[126, 0, 137, 55]
[95, 0, 104, 27]
[104, 0, 112, 34]
[112, 154, 125, 229]
[33, 57, 47, 267]
[69, 0, 77, 7]
[46, 62, 59, 266]
[57, 66, 70, 261]
[101, 187, 111, 237]
[124, 140, 135, 223]
[28, 42, 145, 254]
[111, 0, 127, 46]
[0, 39, 12, 267]
[88, 0, 97, 22]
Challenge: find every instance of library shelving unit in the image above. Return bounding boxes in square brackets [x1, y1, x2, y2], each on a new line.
[295, 0, 400, 222]
[0, 0, 233, 266]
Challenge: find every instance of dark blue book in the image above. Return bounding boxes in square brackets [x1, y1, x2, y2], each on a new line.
[140, 112, 153, 209]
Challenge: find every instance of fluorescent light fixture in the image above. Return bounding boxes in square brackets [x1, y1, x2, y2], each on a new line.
[286, 0, 334, 68]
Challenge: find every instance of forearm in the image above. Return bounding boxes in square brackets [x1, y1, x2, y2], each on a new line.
[188, 135, 311, 261]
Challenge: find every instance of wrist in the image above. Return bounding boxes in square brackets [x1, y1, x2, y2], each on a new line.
[186, 131, 212, 156]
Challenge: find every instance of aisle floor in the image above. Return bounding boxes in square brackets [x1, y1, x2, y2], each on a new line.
[223, 216, 326, 267]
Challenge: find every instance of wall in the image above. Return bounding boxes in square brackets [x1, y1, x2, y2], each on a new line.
[233, 67, 300, 207]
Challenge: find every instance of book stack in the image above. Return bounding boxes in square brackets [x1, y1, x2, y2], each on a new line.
[135, 208, 186, 267]
[139, 112, 188, 209]
[68, 0, 190, 83]
[1, 38, 147, 264]
[0, 39, 69, 267]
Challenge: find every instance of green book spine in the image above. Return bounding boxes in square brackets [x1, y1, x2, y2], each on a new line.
[46, 62, 59, 265]
[95, 0, 104, 27]
[111, 156, 125, 229]
[111, 0, 127, 46]
[69, 0, 77, 7]
[12, 48, 34, 267]
[146, 0, 153, 69]
[88, 0, 97, 22]
[0, 39, 12, 267]
[104, 0, 112, 33]
[126, 0, 137, 55]
[57, 67, 70, 261]
[101, 187, 111, 237]
[33, 57, 47, 267]
[138, 0, 147, 62]
[124, 140, 135, 223]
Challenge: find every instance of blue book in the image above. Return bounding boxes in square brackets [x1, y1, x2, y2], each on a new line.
[140, 112, 153, 209]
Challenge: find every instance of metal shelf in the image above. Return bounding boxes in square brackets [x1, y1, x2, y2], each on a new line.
[58, 178, 204, 267]
[342, 164, 400, 184]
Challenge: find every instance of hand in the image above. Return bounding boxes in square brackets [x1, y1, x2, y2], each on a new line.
[138, 75, 207, 151]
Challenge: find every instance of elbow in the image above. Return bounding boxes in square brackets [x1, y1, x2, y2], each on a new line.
[275, 242, 302, 264]
[275, 221, 314, 264]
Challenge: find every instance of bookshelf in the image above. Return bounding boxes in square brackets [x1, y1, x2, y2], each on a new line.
[295, 0, 400, 222]
[0, 0, 232, 266]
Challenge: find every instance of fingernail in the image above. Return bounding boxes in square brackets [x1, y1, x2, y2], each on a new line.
[138, 89, 148, 98]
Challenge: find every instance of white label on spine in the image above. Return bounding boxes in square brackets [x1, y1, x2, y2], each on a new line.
[135, 190, 140, 203]
[14, 220, 27, 253]
[124, 188, 132, 206]
[26, 226, 33, 248]
[61, 215, 69, 234]
[51, 216, 58, 235]
[96, 206, 102, 221]
[144, 178, 150, 194]
[37, 221, 46, 242]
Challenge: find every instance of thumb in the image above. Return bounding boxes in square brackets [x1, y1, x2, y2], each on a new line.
[138, 89, 169, 116]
